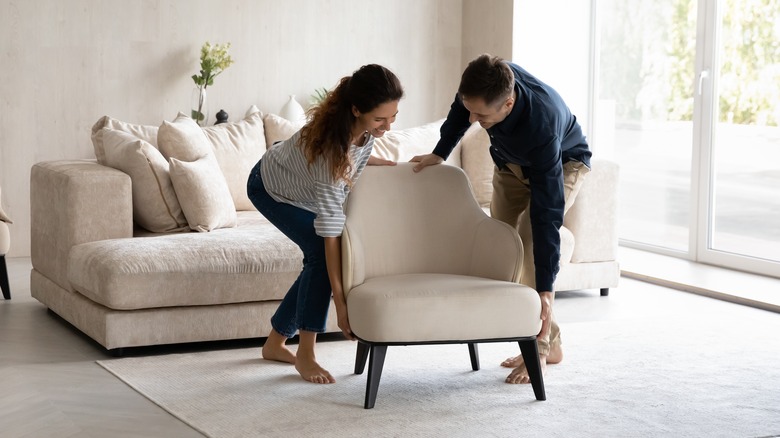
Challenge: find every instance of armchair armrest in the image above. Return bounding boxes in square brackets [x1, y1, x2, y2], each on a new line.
[341, 225, 365, 296]
[468, 217, 524, 282]
[31, 160, 133, 289]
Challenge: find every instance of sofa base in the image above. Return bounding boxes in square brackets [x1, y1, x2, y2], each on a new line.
[31, 269, 339, 351]
[554, 260, 620, 295]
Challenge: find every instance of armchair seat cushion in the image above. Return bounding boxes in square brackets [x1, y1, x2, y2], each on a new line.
[348, 273, 541, 343]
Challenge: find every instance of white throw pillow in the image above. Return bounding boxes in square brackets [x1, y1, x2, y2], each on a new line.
[202, 111, 267, 211]
[158, 113, 237, 231]
[169, 155, 238, 232]
[458, 123, 494, 207]
[372, 119, 461, 167]
[262, 112, 302, 147]
[100, 128, 188, 232]
[91, 116, 159, 165]
[157, 112, 214, 162]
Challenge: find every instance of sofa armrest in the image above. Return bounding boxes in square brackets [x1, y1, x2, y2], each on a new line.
[564, 158, 619, 264]
[31, 160, 133, 289]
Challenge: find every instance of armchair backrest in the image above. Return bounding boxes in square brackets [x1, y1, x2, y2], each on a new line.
[342, 163, 522, 292]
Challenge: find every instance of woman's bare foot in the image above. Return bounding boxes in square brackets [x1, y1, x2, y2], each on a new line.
[262, 343, 296, 364]
[295, 354, 336, 384]
[294, 330, 335, 384]
[261, 329, 296, 364]
[503, 342, 563, 384]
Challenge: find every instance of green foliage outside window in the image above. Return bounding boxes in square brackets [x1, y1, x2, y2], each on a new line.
[600, 0, 780, 126]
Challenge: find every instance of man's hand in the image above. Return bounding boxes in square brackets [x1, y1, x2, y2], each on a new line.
[538, 291, 554, 339]
[410, 153, 443, 172]
[367, 156, 396, 166]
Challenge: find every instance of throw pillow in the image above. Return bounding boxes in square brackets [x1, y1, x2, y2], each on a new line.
[371, 119, 461, 166]
[262, 112, 303, 147]
[158, 113, 237, 231]
[458, 123, 493, 207]
[91, 116, 158, 165]
[202, 111, 267, 211]
[157, 112, 214, 162]
[100, 128, 188, 232]
[169, 156, 238, 232]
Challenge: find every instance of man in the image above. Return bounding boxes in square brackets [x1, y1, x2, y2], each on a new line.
[411, 54, 592, 384]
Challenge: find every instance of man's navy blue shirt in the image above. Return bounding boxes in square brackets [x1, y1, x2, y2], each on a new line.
[432, 62, 591, 292]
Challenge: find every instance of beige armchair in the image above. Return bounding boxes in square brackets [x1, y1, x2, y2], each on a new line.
[342, 163, 544, 409]
[0, 185, 12, 299]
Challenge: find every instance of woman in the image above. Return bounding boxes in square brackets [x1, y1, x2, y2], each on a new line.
[247, 64, 403, 384]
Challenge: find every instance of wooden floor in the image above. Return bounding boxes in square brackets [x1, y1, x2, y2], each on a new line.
[1, 255, 777, 437]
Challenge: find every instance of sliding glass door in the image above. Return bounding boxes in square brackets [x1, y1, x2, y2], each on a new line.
[594, 0, 696, 253]
[593, 0, 780, 277]
[698, 0, 780, 275]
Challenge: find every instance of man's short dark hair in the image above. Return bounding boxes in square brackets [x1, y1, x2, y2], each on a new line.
[458, 54, 514, 107]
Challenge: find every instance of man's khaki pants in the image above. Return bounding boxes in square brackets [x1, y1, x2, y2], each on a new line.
[489, 160, 590, 356]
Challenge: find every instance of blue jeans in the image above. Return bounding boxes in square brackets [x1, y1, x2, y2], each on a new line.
[247, 160, 332, 338]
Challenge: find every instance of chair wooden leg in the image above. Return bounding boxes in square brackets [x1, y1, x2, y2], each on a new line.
[468, 343, 480, 371]
[0, 255, 10, 300]
[354, 341, 370, 374]
[364, 345, 388, 409]
[600, 288, 609, 296]
[518, 339, 546, 401]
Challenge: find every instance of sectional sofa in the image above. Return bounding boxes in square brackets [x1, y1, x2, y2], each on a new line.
[30, 108, 619, 354]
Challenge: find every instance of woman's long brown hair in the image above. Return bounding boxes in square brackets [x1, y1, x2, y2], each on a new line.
[299, 64, 403, 186]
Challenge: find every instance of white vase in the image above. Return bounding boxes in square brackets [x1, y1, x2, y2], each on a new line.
[279, 95, 306, 124]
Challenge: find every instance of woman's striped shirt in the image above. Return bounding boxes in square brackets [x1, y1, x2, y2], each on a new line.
[260, 131, 374, 237]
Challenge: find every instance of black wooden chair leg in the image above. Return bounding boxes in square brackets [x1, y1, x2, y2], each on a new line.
[355, 341, 370, 374]
[600, 288, 609, 296]
[364, 345, 388, 409]
[0, 255, 10, 300]
[518, 339, 546, 401]
[468, 343, 480, 371]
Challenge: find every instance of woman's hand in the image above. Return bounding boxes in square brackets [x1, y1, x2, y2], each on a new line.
[334, 298, 355, 341]
[367, 156, 397, 166]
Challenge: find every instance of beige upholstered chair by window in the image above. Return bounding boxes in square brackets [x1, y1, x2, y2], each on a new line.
[0, 185, 12, 299]
[342, 163, 544, 409]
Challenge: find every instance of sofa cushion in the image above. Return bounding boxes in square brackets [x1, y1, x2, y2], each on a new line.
[159, 113, 237, 231]
[67, 212, 302, 310]
[100, 128, 188, 233]
[91, 116, 159, 165]
[202, 111, 267, 211]
[371, 119, 462, 167]
[459, 122, 494, 207]
[262, 112, 302, 147]
[158, 113, 214, 162]
[169, 155, 237, 232]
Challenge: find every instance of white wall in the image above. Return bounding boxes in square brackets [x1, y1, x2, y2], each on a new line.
[461, 0, 514, 67]
[0, 0, 465, 257]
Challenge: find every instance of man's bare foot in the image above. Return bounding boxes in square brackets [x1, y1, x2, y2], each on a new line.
[503, 343, 563, 384]
[501, 341, 564, 367]
[262, 342, 296, 364]
[294, 354, 336, 384]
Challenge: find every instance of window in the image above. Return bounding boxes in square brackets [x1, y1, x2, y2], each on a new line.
[515, 0, 780, 278]
[593, 0, 780, 277]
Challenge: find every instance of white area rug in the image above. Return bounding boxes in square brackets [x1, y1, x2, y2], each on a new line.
[98, 307, 780, 438]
